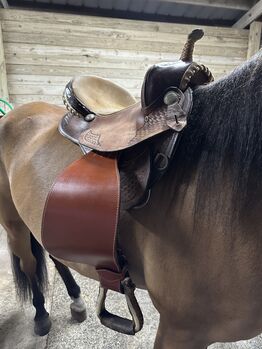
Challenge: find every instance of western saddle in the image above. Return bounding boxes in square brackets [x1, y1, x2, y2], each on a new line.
[42, 29, 213, 335]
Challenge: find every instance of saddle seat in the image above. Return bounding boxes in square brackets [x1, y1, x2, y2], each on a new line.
[64, 75, 137, 116]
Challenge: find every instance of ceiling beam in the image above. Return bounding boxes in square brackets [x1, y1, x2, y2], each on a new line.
[233, 0, 262, 28]
[163, 0, 252, 11]
[0, 0, 9, 8]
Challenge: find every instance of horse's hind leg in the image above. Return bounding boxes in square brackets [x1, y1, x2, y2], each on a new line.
[0, 173, 51, 336]
[7, 226, 51, 336]
[49, 255, 87, 322]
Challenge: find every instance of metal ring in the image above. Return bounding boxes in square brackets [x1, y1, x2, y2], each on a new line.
[154, 153, 169, 171]
[163, 90, 180, 106]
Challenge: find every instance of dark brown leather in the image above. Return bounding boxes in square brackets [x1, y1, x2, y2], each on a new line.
[97, 269, 126, 291]
[141, 29, 213, 108]
[41, 152, 125, 292]
[119, 144, 151, 209]
[141, 61, 212, 108]
[142, 61, 191, 107]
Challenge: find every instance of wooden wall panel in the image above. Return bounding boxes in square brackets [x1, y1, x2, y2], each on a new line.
[247, 21, 262, 59]
[0, 22, 8, 101]
[0, 9, 249, 106]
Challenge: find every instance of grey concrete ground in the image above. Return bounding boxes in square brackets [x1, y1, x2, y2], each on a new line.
[1, 225, 262, 349]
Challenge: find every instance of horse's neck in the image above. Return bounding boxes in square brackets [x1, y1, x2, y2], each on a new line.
[129, 155, 262, 245]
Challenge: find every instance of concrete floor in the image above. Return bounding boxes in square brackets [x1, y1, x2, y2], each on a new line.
[1, 225, 262, 349]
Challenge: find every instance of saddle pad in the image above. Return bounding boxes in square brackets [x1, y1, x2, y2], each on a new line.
[41, 153, 125, 292]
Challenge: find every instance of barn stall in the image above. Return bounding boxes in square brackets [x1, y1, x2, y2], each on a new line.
[0, 2, 262, 349]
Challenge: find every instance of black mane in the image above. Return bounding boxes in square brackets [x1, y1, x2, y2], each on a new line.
[172, 51, 262, 228]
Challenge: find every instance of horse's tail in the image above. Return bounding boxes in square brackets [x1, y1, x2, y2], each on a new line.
[11, 234, 48, 302]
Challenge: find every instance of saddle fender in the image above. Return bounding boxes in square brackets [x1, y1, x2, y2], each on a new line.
[42, 152, 143, 335]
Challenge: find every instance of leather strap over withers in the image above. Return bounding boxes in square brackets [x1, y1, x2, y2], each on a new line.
[42, 153, 143, 335]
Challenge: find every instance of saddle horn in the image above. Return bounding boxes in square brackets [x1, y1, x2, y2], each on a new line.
[180, 29, 204, 62]
[141, 28, 214, 109]
[179, 29, 214, 90]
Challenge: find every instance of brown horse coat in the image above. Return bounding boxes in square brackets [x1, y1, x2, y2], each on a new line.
[1, 53, 262, 348]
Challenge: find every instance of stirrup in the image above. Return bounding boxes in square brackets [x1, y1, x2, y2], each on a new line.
[96, 277, 144, 335]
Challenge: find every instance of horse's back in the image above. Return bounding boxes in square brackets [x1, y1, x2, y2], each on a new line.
[0, 102, 64, 155]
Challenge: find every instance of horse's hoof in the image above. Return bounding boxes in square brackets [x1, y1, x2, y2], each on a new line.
[34, 313, 52, 336]
[70, 296, 87, 323]
[71, 308, 87, 323]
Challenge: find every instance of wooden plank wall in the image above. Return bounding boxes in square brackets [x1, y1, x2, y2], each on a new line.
[0, 22, 8, 101]
[0, 9, 249, 106]
[247, 21, 262, 59]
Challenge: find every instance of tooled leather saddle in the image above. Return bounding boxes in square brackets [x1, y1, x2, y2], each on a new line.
[42, 29, 213, 335]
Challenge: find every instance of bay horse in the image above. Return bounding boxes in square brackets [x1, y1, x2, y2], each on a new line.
[1, 50, 262, 349]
